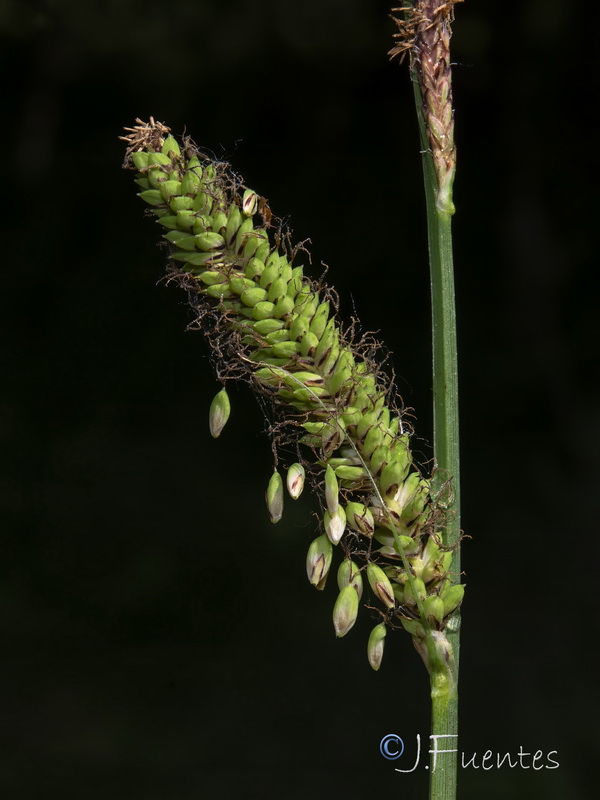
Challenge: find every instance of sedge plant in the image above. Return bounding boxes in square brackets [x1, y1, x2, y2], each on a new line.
[121, 3, 463, 798]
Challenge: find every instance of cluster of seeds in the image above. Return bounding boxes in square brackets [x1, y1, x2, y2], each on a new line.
[122, 119, 463, 671]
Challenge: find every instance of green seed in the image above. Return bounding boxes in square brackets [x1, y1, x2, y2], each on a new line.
[131, 151, 150, 170]
[157, 215, 179, 230]
[164, 230, 197, 251]
[333, 585, 359, 638]
[253, 301, 276, 320]
[337, 558, 363, 600]
[253, 318, 284, 335]
[161, 135, 181, 157]
[196, 232, 225, 251]
[306, 534, 333, 588]
[209, 388, 231, 438]
[241, 287, 268, 307]
[274, 295, 294, 318]
[229, 276, 255, 295]
[286, 463, 305, 500]
[367, 623, 387, 671]
[267, 276, 288, 303]
[138, 189, 164, 207]
[266, 470, 284, 524]
[159, 180, 182, 200]
[148, 152, 172, 166]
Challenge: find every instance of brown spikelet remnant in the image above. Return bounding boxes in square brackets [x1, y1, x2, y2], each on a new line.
[120, 116, 171, 162]
[390, 1, 462, 214]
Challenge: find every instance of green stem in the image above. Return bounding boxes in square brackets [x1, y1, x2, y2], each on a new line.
[429, 695, 454, 800]
[411, 77, 461, 800]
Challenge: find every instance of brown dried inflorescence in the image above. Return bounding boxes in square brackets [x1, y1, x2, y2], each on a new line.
[390, 1, 462, 213]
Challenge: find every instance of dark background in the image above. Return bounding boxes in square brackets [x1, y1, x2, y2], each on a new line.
[1, 1, 597, 798]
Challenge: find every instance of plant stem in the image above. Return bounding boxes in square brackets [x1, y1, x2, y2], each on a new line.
[412, 76, 461, 800]
[429, 693, 455, 800]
